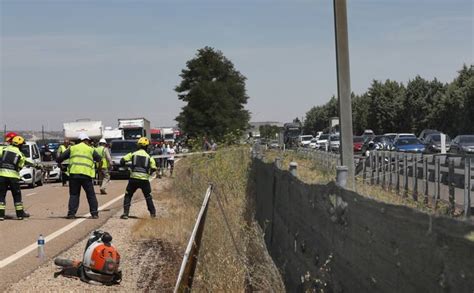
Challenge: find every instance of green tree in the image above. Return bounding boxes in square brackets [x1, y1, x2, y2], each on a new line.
[175, 47, 250, 140]
[259, 125, 280, 139]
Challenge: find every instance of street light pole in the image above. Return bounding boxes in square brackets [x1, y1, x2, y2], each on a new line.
[333, 0, 355, 187]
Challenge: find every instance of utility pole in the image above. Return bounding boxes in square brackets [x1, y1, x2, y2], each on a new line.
[42, 125, 45, 142]
[333, 0, 354, 187]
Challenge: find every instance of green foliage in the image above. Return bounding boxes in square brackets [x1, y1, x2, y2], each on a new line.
[175, 46, 250, 141]
[259, 124, 280, 139]
[303, 64, 473, 136]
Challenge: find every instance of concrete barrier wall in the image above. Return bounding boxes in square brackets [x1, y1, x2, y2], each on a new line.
[251, 159, 474, 292]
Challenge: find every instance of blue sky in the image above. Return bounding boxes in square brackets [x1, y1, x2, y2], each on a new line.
[1, 0, 472, 130]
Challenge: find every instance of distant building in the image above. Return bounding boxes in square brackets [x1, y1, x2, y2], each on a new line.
[248, 121, 284, 138]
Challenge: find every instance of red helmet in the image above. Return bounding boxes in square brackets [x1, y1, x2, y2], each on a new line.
[5, 132, 18, 143]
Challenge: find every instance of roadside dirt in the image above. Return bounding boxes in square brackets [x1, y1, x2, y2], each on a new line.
[6, 178, 182, 292]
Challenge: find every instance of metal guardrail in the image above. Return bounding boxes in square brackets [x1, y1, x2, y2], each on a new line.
[293, 147, 473, 218]
[174, 184, 213, 293]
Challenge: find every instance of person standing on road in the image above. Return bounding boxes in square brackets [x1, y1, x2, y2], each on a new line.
[0, 136, 33, 220]
[57, 133, 101, 219]
[57, 139, 71, 186]
[166, 143, 175, 177]
[95, 138, 112, 195]
[119, 137, 157, 219]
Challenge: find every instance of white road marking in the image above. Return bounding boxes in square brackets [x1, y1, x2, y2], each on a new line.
[25, 192, 37, 197]
[0, 193, 126, 269]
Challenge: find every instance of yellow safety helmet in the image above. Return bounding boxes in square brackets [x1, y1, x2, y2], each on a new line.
[11, 136, 25, 146]
[137, 137, 150, 147]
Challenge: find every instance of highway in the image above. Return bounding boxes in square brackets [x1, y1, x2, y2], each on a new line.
[0, 179, 132, 288]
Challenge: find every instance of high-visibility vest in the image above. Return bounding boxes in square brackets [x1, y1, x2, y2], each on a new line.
[123, 149, 155, 180]
[95, 146, 109, 169]
[68, 142, 96, 178]
[0, 145, 26, 179]
[58, 144, 69, 164]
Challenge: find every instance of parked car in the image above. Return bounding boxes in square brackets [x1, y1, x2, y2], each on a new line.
[423, 133, 451, 153]
[383, 133, 397, 142]
[353, 136, 364, 153]
[110, 140, 137, 178]
[362, 129, 375, 141]
[316, 134, 329, 151]
[268, 140, 280, 149]
[299, 135, 314, 147]
[19, 142, 45, 188]
[361, 135, 392, 153]
[394, 133, 416, 140]
[309, 138, 318, 149]
[418, 129, 439, 143]
[393, 138, 425, 153]
[328, 134, 340, 152]
[449, 135, 474, 154]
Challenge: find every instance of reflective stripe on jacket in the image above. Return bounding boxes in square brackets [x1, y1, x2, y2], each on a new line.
[0, 145, 25, 179]
[122, 149, 156, 180]
[68, 143, 96, 178]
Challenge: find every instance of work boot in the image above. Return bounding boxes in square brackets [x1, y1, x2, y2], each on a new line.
[23, 211, 30, 218]
[91, 215, 99, 219]
[100, 189, 107, 195]
[66, 214, 76, 219]
[150, 213, 156, 218]
[120, 214, 129, 220]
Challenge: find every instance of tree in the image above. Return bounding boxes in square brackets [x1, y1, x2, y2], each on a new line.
[259, 124, 280, 139]
[175, 47, 250, 140]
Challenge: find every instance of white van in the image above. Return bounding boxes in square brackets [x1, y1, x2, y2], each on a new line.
[19, 142, 44, 188]
[298, 135, 314, 147]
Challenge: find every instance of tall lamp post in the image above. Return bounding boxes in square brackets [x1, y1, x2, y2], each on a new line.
[333, 0, 355, 187]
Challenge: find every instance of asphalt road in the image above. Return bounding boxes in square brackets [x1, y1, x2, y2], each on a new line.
[0, 179, 131, 288]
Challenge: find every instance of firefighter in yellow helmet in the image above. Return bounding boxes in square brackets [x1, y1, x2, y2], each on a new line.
[0, 136, 33, 220]
[56, 133, 102, 219]
[119, 137, 157, 219]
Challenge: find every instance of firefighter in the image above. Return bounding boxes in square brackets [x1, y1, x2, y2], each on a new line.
[95, 138, 112, 194]
[57, 133, 101, 219]
[119, 137, 157, 219]
[0, 136, 33, 220]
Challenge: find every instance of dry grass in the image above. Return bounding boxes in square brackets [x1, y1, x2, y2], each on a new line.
[262, 149, 451, 216]
[132, 147, 285, 292]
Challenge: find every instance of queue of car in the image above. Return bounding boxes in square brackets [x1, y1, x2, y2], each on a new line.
[300, 129, 474, 155]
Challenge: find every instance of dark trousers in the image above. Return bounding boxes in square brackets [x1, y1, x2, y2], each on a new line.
[68, 176, 98, 216]
[0, 176, 24, 218]
[61, 164, 69, 185]
[123, 178, 156, 215]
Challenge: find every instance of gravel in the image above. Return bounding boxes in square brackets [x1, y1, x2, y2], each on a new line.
[7, 178, 174, 292]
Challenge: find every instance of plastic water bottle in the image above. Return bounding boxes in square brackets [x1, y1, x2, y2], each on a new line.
[37, 234, 45, 259]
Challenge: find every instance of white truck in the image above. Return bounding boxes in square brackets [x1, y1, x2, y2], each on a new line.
[161, 127, 175, 144]
[118, 118, 150, 140]
[63, 120, 103, 140]
[103, 127, 123, 142]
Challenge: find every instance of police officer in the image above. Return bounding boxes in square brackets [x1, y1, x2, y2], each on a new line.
[57, 133, 101, 219]
[120, 137, 157, 219]
[0, 136, 32, 220]
[57, 139, 71, 186]
[95, 138, 112, 194]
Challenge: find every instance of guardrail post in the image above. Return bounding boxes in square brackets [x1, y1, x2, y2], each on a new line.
[289, 162, 298, 177]
[423, 156, 429, 205]
[396, 153, 400, 195]
[464, 157, 472, 218]
[412, 154, 418, 201]
[403, 154, 409, 198]
[448, 157, 455, 215]
[370, 152, 375, 185]
[375, 152, 380, 185]
[388, 152, 393, 191]
[274, 158, 282, 169]
[434, 156, 440, 209]
[381, 151, 386, 189]
[362, 157, 367, 185]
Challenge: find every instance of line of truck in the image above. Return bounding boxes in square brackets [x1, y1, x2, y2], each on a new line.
[62, 118, 179, 144]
